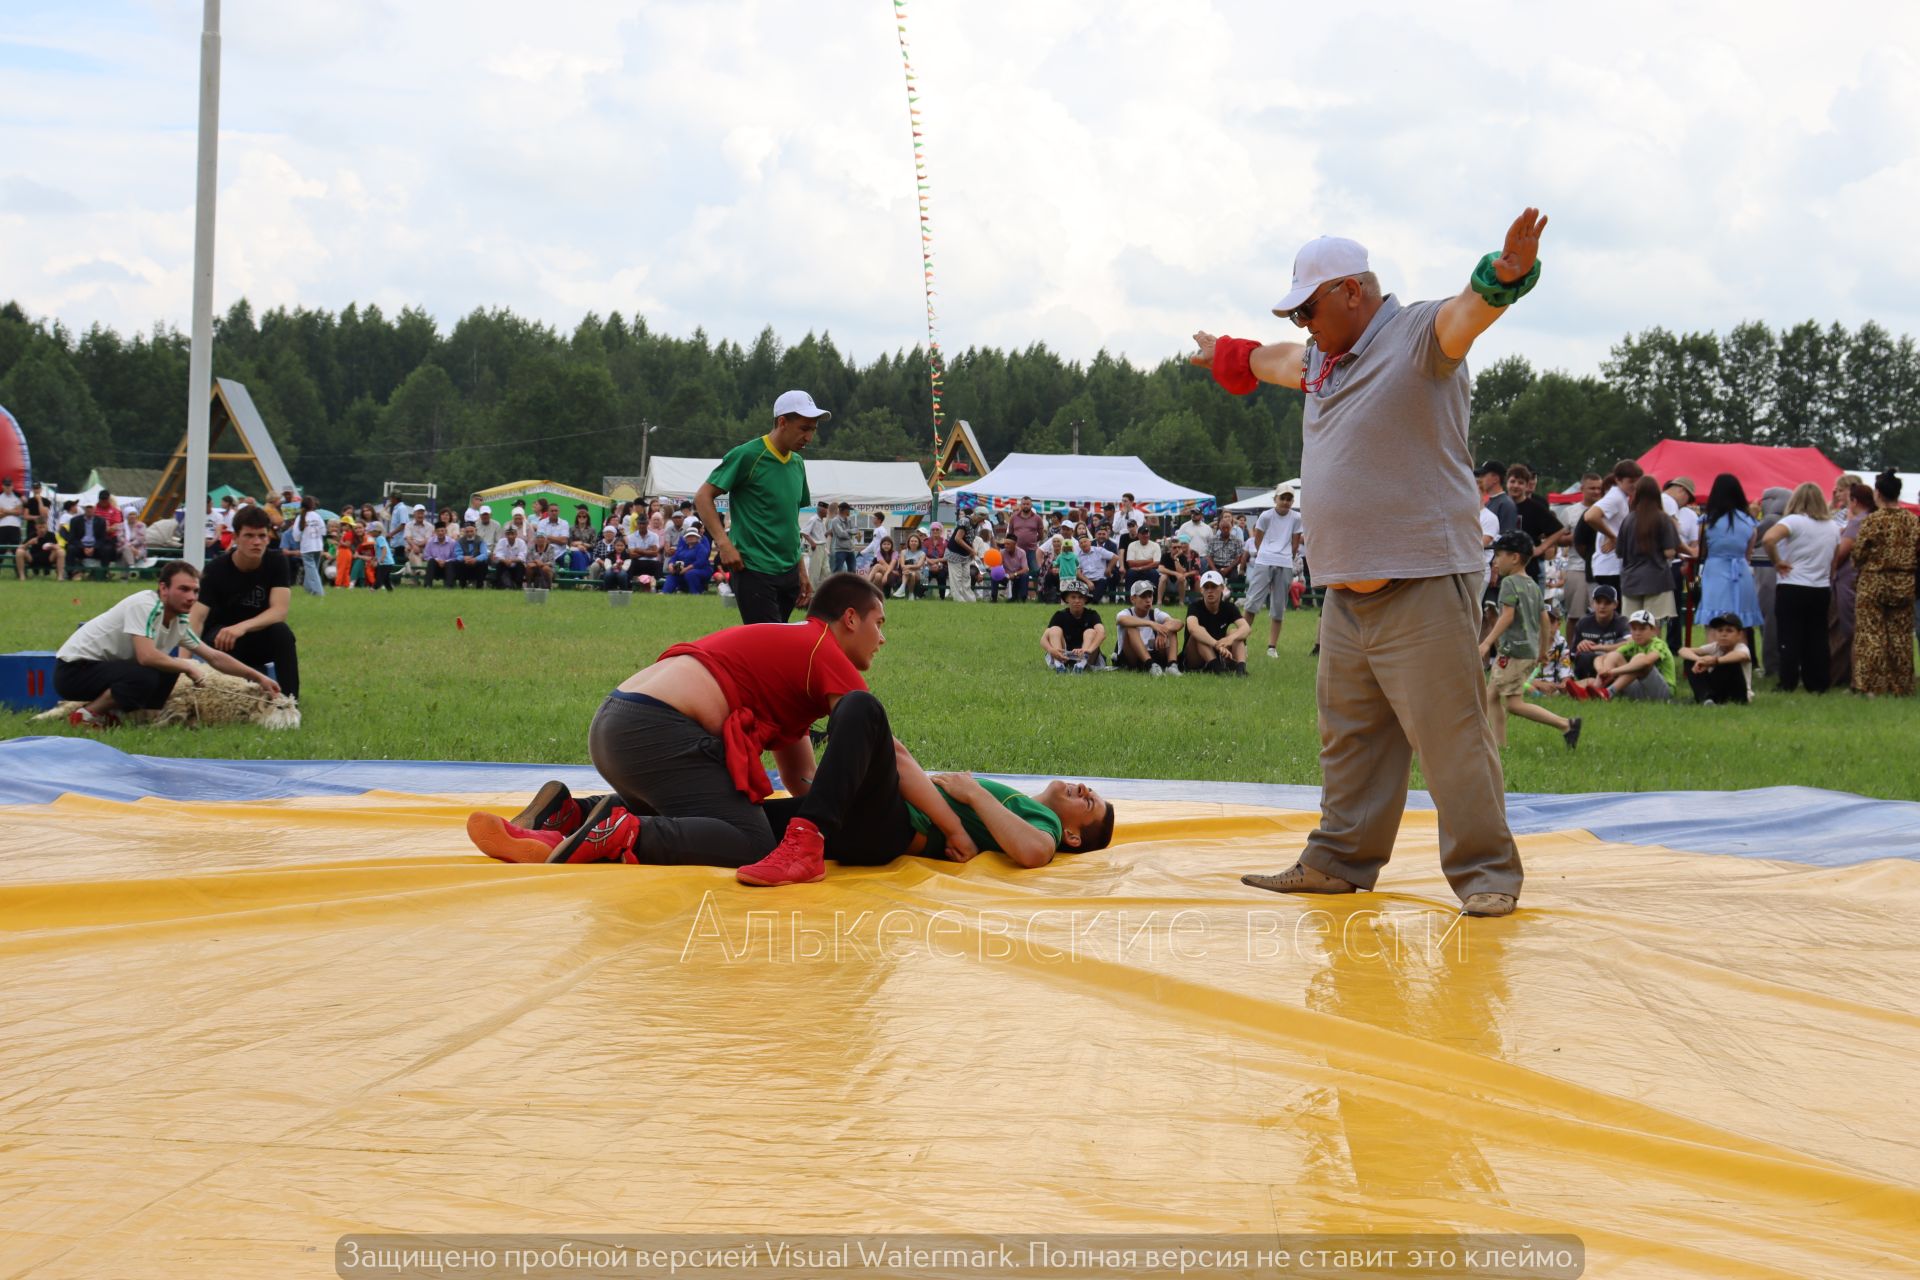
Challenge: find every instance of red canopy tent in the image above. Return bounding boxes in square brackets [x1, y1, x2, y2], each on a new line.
[1549, 439, 1843, 503]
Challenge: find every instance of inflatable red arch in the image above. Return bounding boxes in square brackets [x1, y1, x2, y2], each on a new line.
[0, 404, 28, 490]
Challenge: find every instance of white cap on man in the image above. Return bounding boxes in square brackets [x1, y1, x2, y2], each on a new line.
[1129, 579, 1155, 598]
[1200, 570, 1226, 588]
[1272, 236, 1371, 316]
[772, 389, 832, 423]
[1628, 609, 1657, 627]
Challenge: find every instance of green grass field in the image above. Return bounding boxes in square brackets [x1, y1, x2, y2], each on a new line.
[2, 577, 1914, 800]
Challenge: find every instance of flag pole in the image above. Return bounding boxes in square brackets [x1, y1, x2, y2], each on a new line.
[182, 0, 222, 568]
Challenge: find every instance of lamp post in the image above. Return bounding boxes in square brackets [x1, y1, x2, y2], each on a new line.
[638, 420, 661, 497]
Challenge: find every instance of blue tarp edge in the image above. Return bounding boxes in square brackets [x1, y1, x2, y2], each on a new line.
[2, 736, 1914, 867]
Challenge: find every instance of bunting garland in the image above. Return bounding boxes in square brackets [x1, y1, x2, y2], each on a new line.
[893, 0, 947, 482]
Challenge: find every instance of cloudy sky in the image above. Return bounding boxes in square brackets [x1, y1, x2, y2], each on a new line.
[5, 0, 1919, 377]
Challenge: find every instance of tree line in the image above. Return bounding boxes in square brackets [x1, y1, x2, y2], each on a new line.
[1, 297, 1914, 504]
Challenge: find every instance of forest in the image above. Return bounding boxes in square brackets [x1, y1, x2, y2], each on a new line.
[2, 297, 1915, 501]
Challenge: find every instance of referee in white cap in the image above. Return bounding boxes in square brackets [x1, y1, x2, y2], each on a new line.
[1190, 208, 1549, 917]
[696, 389, 829, 624]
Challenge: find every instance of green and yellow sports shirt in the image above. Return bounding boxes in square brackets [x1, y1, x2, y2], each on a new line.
[707, 435, 810, 574]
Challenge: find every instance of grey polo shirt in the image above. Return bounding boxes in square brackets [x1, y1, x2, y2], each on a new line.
[1299, 295, 1485, 585]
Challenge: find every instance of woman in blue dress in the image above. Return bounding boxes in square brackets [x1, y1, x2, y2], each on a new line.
[1696, 473, 1763, 650]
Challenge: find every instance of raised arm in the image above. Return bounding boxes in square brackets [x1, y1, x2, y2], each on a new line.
[1433, 208, 1548, 361]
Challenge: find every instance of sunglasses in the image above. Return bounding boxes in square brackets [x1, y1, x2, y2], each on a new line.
[1287, 278, 1351, 328]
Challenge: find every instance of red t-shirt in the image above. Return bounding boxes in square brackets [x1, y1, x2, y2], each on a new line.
[658, 619, 867, 800]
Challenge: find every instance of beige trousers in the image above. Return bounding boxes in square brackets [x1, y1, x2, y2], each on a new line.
[1300, 572, 1524, 901]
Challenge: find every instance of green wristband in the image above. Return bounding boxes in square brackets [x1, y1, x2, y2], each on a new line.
[1470, 252, 1541, 307]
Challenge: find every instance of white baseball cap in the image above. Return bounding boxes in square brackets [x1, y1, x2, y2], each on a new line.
[1200, 570, 1226, 587]
[1129, 579, 1155, 597]
[1272, 236, 1371, 316]
[772, 389, 832, 422]
[1628, 609, 1657, 627]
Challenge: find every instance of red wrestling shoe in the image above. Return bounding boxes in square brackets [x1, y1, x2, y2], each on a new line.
[511, 779, 585, 835]
[546, 795, 642, 864]
[736, 818, 826, 886]
[466, 812, 564, 863]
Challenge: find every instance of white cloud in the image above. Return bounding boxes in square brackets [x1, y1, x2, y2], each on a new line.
[3, 0, 1919, 383]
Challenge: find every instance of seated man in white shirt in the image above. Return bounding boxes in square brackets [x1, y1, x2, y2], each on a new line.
[490, 527, 530, 588]
[53, 561, 281, 727]
[1113, 578, 1180, 673]
[403, 510, 433, 569]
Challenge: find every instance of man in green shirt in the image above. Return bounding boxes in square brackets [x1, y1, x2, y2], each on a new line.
[697, 389, 826, 624]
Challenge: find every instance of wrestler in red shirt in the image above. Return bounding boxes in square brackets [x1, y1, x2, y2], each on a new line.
[465, 574, 964, 885]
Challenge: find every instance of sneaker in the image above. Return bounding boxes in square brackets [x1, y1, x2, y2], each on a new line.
[1310, 642, 1321, 656]
[1563, 716, 1583, 750]
[737, 817, 826, 886]
[546, 794, 642, 864]
[1593, 683, 1613, 701]
[1700, 699, 1716, 707]
[466, 812, 564, 863]
[1461, 892, 1516, 917]
[1235, 661, 1249, 676]
[1241, 861, 1359, 895]
[1166, 664, 1183, 677]
[67, 706, 119, 730]
[511, 779, 584, 835]
[1150, 664, 1165, 677]
[1266, 646, 1279, 659]
[1560, 678, 1589, 702]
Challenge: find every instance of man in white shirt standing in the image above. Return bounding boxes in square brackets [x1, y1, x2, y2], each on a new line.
[297, 495, 328, 596]
[1582, 458, 1642, 598]
[801, 500, 831, 592]
[463, 492, 487, 526]
[0, 474, 22, 561]
[1175, 508, 1214, 560]
[54, 561, 281, 727]
[1248, 488, 1304, 657]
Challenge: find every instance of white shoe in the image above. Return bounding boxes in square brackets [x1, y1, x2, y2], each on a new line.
[1166, 664, 1183, 677]
[1266, 646, 1279, 658]
[1150, 664, 1165, 677]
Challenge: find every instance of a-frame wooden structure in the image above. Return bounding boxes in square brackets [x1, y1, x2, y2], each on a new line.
[931, 419, 990, 490]
[142, 379, 298, 523]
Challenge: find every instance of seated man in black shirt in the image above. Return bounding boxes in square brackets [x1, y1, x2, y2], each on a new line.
[1042, 579, 1107, 673]
[1180, 570, 1251, 675]
[1565, 583, 1628, 681]
[16, 518, 63, 579]
[188, 503, 302, 699]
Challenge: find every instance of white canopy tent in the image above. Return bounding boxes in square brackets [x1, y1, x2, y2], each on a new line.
[1226, 479, 1302, 513]
[639, 456, 932, 516]
[941, 453, 1214, 515]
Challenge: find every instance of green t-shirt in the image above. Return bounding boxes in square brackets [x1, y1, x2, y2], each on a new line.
[906, 778, 1065, 855]
[1053, 548, 1080, 581]
[1495, 571, 1544, 659]
[706, 435, 810, 574]
[1616, 637, 1677, 688]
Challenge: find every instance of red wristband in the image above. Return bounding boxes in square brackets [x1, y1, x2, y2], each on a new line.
[1211, 336, 1260, 396]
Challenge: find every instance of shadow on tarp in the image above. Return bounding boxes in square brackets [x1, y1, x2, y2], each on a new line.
[2, 736, 1915, 867]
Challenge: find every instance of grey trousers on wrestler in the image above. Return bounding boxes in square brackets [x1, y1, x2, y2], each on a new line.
[1299, 572, 1523, 901]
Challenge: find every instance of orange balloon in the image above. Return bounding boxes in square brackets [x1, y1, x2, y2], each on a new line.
[984, 548, 1002, 567]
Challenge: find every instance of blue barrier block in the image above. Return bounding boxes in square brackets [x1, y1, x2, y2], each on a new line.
[0, 650, 59, 712]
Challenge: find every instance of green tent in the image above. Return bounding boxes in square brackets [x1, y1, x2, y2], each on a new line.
[472, 480, 612, 532]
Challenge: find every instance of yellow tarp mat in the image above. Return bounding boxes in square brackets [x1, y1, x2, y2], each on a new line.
[2, 793, 1917, 1278]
